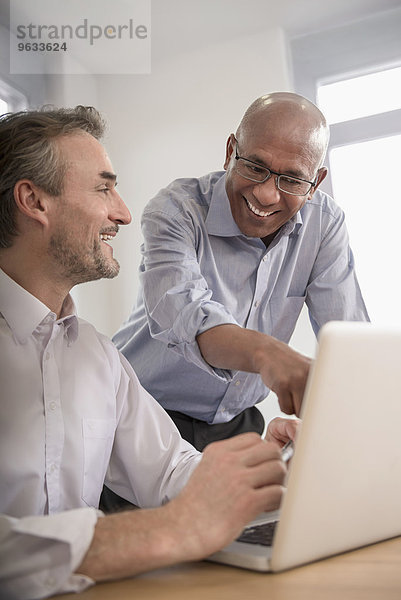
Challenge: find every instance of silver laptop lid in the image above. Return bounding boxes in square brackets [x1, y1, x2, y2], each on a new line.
[271, 321, 401, 571]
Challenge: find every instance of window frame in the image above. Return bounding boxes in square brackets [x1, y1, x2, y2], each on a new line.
[289, 7, 401, 196]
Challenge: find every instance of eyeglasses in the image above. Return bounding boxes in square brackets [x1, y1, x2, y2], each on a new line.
[233, 141, 317, 196]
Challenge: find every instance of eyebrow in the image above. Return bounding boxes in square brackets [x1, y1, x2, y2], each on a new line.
[99, 170, 117, 182]
[245, 154, 306, 180]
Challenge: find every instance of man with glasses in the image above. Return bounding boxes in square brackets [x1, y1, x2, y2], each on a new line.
[114, 92, 369, 451]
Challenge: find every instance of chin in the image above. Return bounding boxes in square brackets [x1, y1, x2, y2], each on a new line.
[234, 209, 272, 239]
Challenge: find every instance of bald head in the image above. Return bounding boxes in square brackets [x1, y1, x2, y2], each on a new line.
[236, 92, 329, 169]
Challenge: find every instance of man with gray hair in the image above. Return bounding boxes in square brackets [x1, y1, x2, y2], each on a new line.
[114, 92, 369, 450]
[0, 106, 290, 599]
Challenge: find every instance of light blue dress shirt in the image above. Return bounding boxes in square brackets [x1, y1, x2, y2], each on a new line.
[114, 172, 369, 424]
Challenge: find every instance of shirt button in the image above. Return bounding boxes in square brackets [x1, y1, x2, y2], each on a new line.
[49, 401, 57, 411]
[235, 380, 241, 386]
[254, 300, 260, 308]
[262, 256, 267, 262]
[45, 352, 50, 360]
[50, 464, 57, 473]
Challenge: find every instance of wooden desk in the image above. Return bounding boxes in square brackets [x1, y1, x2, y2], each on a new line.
[54, 537, 401, 600]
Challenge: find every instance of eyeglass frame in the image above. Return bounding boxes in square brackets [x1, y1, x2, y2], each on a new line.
[232, 138, 318, 197]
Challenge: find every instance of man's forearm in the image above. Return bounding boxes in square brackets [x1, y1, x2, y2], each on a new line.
[196, 323, 273, 373]
[77, 506, 188, 582]
[196, 324, 311, 416]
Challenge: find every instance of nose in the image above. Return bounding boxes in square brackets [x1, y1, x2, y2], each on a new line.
[252, 176, 281, 207]
[110, 190, 132, 225]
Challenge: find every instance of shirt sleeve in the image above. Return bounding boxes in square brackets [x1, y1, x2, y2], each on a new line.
[104, 351, 202, 507]
[305, 205, 370, 334]
[139, 205, 238, 377]
[0, 508, 99, 599]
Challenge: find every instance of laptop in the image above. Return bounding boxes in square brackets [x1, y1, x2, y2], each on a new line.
[208, 321, 401, 572]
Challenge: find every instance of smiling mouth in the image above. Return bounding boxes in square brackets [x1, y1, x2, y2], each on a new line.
[245, 198, 277, 218]
[99, 227, 118, 244]
[100, 233, 114, 241]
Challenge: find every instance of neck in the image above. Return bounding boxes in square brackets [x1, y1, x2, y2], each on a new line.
[261, 232, 277, 248]
[0, 247, 71, 318]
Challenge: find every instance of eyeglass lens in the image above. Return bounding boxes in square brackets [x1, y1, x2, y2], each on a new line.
[236, 159, 311, 195]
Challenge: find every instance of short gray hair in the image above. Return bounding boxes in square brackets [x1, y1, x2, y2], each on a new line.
[0, 105, 106, 248]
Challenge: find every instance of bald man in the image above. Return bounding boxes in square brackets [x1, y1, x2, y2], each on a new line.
[114, 92, 369, 450]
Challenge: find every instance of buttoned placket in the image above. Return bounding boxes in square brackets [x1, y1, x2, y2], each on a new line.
[246, 231, 293, 330]
[41, 316, 65, 514]
[248, 253, 270, 322]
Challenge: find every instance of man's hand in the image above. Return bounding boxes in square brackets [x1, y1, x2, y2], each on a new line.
[168, 432, 287, 558]
[265, 416, 301, 448]
[78, 433, 287, 582]
[255, 337, 311, 416]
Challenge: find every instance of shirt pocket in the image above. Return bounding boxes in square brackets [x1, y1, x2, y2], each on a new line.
[82, 418, 115, 507]
[269, 295, 306, 343]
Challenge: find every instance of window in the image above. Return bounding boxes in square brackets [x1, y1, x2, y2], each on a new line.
[0, 78, 27, 113]
[316, 67, 401, 325]
[330, 134, 401, 325]
[317, 66, 401, 125]
[290, 7, 401, 326]
[0, 97, 8, 113]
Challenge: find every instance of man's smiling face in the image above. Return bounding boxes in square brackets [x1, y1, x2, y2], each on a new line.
[223, 108, 327, 242]
[46, 131, 131, 285]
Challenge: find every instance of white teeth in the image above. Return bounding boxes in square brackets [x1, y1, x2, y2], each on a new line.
[246, 199, 275, 217]
[100, 233, 113, 241]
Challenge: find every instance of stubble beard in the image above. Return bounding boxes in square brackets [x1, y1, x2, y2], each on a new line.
[49, 233, 120, 286]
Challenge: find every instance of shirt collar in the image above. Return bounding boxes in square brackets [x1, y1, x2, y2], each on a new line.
[205, 173, 243, 237]
[282, 209, 303, 237]
[59, 294, 79, 343]
[0, 269, 78, 344]
[205, 171, 304, 239]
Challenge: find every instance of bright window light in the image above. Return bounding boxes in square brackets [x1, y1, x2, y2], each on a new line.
[329, 134, 401, 326]
[318, 66, 401, 124]
[0, 98, 8, 114]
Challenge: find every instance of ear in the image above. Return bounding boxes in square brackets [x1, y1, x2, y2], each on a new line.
[13, 180, 51, 227]
[308, 166, 328, 198]
[223, 134, 236, 170]
[314, 166, 328, 190]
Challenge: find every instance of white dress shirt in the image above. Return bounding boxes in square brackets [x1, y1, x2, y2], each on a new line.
[0, 269, 201, 599]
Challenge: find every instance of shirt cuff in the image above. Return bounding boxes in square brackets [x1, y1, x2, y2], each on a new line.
[0, 507, 100, 599]
[169, 337, 233, 382]
[169, 310, 238, 381]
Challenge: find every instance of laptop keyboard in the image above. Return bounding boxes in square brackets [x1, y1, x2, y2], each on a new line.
[236, 521, 278, 547]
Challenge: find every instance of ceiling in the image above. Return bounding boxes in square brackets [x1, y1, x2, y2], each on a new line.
[150, 0, 401, 60]
[1, 0, 400, 62]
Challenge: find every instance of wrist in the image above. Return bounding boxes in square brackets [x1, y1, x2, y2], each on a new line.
[78, 506, 195, 582]
[251, 332, 277, 375]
